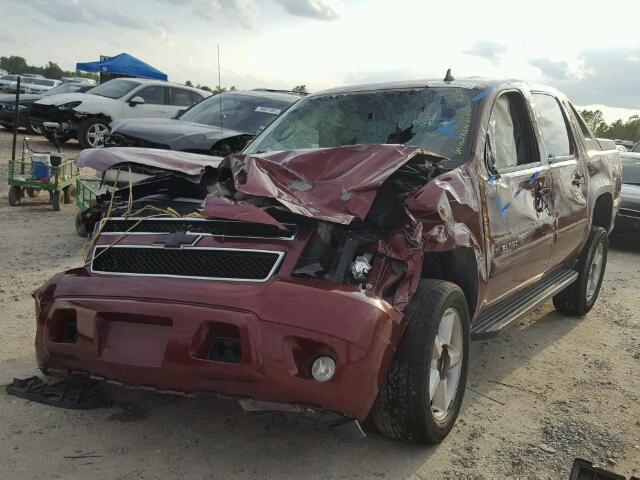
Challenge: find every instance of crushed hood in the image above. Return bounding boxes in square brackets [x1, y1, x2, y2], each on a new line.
[76, 147, 223, 174]
[216, 144, 443, 224]
[110, 118, 250, 151]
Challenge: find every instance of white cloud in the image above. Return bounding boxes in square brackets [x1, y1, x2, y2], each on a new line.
[273, 0, 340, 20]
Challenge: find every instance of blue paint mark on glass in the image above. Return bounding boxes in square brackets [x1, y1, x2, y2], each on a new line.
[437, 117, 458, 138]
[548, 154, 556, 164]
[472, 90, 488, 102]
[496, 196, 511, 222]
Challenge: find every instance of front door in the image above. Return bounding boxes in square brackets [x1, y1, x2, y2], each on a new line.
[123, 85, 171, 119]
[531, 94, 589, 266]
[482, 91, 554, 304]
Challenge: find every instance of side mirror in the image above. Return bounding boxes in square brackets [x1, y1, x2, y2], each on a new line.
[129, 96, 145, 106]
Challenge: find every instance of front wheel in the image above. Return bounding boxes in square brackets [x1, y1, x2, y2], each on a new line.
[373, 279, 470, 444]
[63, 185, 76, 204]
[78, 119, 110, 149]
[51, 191, 61, 211]
[8, 186, 22, 206]
[553, 226, 608, 316]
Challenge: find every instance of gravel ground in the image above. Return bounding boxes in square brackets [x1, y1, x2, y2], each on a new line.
[0, 129, 638, 479]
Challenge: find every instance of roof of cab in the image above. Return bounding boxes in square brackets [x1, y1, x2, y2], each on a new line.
[307, 78, 561, 98]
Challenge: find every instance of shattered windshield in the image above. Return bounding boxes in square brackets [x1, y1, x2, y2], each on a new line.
[245, 87, 476, 161]
[178, 92, 293, 134]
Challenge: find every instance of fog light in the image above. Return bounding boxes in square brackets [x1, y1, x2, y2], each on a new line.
[311, 356, 336, 382]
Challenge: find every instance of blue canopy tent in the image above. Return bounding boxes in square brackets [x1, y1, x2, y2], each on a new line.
[76, 53, 167, 81]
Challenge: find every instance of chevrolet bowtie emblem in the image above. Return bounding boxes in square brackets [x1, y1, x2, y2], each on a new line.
[154, 231, 201, 249]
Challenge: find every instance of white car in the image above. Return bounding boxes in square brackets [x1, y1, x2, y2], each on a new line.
[31, 78, 210, 148]
[21, 78, 62, 94]
[0, 74, 22, 91]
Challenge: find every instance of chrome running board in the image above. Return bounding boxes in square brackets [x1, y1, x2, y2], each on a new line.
[471, 268, 578, 340]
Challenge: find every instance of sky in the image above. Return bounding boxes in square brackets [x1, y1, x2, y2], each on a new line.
[2, 0, 640, 122]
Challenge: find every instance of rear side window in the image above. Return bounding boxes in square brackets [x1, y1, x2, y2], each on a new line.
[487, 91, 539, 171]
[136, 86, 168, 105]
[532, 94, 573, 158]
[171, 88, 197, 107]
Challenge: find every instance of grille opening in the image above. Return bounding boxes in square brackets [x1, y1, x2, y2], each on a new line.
[49, 309, 78, 343]
[193, 322, 242, 364]
[92, 247, 282, 281]
[100, 218, 296, 239]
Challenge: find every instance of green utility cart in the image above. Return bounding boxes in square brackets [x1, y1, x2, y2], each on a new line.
[7, 139, 78, 211]
[75, 176, 124, 237]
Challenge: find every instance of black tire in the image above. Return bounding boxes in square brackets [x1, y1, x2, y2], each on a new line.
[63, 185, 76, 204]
[553, 226, 608, 316]
[373, 279, 470, 444]
[51, 191, 61, 211]
[44, 132, 70, 144]
[26, 188, 39, 198]
[78, 118, 110, 149]
[8, 186, 22, 206]
[75, 213, 89, 238]
[28, 121, 43, 135]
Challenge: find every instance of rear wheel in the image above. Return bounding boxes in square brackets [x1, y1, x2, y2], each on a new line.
[78, 119, 110, 148]
[28, 121, 43, 135]
[63, 185, 76, 204]
[553, 226, 608, 316]
[373, 279, 470, 444]
[8, 186, 22, 206]
[51, 191, 61, 211]
[44, 132, 70, 144]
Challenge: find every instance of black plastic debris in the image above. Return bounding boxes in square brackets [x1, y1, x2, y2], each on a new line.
[6, 376, 110, 409]
[570, 458, 632, 480]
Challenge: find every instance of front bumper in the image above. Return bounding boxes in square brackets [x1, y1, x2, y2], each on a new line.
[35, 269, 402, 420]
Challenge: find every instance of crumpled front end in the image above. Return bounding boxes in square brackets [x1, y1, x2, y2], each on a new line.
[37, 143, 481, 419]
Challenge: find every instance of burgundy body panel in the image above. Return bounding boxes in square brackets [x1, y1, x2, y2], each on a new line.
[36, 79, 621, 420]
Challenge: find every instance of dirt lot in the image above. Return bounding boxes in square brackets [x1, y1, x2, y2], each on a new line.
[0, 129, 638, 479]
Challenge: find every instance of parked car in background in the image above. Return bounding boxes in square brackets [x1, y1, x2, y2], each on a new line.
[108, 90, 299, 155]
[21, 78, 62, 94]
[61, 77, 96, 85]
[0, 82, 94, 133]
[0, 74, 22, 91]
[30, 78, 210, 148]
[22, 73, 45, 79]
[614, 153, 640, 237]
[42, 78, 620, 445]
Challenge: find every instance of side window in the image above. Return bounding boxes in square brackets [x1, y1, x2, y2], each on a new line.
[171, 88, 196, 107]
[532, 93, 573, 158]
[487, 92, 539, 171]
[568, 103, 593, 138]
[136, 86, 168, 105]
[567, 101, 599, 152]
[190, 92, 203, 105]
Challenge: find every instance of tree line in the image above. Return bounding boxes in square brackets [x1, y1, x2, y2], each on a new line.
[580, 109, 640, 143]
[0, 55, 97, 81]
[185, 80, 308, 95]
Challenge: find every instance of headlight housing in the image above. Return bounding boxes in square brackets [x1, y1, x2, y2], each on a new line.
[60, 101, 81, 110]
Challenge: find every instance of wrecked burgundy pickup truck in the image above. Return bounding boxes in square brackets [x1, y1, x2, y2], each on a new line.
[34, 78, 621, 444]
